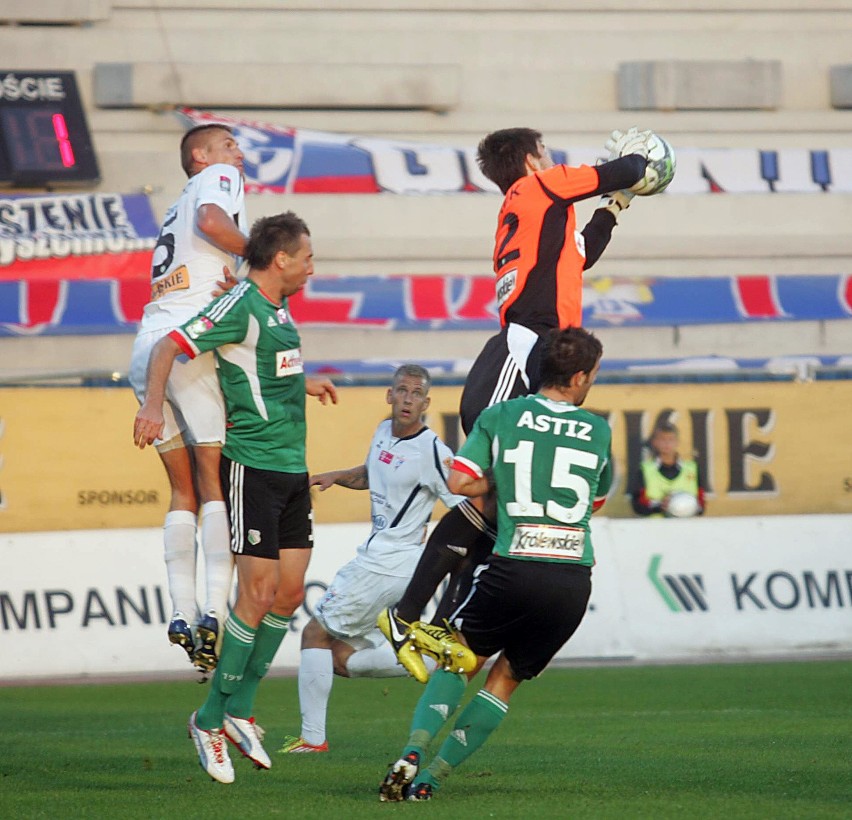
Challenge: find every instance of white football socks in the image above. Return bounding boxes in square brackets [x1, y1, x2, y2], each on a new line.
[163, 510, 197, 619]
[200, 500, 234, 621]
[346, 642, 437, 678]
[299, 648, 334, 746]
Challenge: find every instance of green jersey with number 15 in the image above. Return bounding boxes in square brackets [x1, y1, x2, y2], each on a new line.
[453, 393, 612, 566]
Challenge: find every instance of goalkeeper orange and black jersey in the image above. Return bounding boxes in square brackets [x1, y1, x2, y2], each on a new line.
[492, 157, 644, 332]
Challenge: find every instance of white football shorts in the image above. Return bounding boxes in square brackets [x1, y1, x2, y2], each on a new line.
[313, 558, 414, 646]
[129, 327, 226, 447]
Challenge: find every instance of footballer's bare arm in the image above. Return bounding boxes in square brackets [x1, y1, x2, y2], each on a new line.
[196, 204, 248, 256]
[448, 465, 489, 498]
[310, 464, 369, 492]
[133, 335, 182, 449]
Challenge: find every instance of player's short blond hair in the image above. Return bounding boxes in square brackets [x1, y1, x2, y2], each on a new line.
[392, 364, 432, 393]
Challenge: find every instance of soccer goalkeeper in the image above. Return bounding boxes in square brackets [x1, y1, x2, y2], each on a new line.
[379, 126, 657, 672]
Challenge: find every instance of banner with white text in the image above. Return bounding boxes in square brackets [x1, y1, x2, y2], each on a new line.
[181, 107, 852, 195]
[0, 191, 157, 335]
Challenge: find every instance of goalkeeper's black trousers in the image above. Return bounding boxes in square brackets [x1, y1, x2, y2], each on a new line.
[395, 499, 496, 626]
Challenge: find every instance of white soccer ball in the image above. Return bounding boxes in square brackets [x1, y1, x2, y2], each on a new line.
[632, 133, 676, 196]
[665, 491, 700, 518]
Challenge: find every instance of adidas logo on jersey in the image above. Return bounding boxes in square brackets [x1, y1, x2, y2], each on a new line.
[268, 309, 290, 327]
[451, 729, 468, 746]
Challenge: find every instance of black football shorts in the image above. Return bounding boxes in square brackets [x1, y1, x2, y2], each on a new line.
[459, 322, 546, 435]
[220, 455, 313, 559]
[452, 554, 591, 680]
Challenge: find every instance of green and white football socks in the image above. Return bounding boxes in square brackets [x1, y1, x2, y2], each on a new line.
[225, 613, 291, 719]
[196, 613, 256, 731]
[404, 668, 466, 755]
[421, 689, 508, 786]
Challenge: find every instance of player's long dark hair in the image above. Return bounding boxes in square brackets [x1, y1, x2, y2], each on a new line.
[539, 327, 603, 389]
[477, 127, 543, 193]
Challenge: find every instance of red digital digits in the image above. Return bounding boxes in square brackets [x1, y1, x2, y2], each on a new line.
[52, 113, 76, 168]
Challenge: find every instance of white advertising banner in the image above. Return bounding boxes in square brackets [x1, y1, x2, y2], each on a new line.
[1, 516, 850, 681]
[595, 515, 852, 661]
[0, 523, 373, 680]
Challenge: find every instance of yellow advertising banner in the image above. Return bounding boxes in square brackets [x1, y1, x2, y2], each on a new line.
[1, 381, 851, 532]
[0, 387, 170, 533]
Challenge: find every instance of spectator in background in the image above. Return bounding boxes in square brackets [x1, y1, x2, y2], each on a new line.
[629, 421, 706, 517]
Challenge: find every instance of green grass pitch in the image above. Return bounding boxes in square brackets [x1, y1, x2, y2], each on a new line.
[1, 660, 849, 819]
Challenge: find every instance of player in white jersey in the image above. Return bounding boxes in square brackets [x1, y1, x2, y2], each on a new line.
[278, 365, 465, 754]
[128, 124, 247, 673]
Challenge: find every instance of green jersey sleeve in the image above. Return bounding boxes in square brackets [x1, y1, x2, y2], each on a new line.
[172, 281, 251, 356]
[453, 404, 500, 477]
[596, 444, 614, 505]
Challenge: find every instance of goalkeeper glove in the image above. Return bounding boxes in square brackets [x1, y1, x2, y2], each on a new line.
[605, 126, 653, 160]
[599, 189, 635, 220]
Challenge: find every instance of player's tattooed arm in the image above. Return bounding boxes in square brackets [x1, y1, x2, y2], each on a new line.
[310, 464, 369, 491]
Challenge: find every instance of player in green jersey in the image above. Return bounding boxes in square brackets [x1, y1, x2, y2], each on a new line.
[134, 211, 337, 784]
[379, 326, 611, 802]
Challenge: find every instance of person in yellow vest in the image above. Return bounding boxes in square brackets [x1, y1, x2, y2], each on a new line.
[628, 421, 706, 517]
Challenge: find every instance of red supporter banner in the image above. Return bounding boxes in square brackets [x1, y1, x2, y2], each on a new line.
[0, 191, 157, 333]
[4, 271, 851, 338]
[0, 249, 153, 282]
